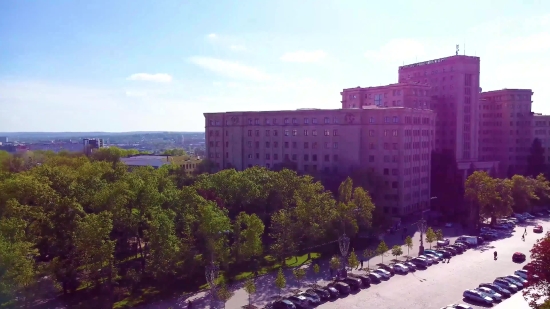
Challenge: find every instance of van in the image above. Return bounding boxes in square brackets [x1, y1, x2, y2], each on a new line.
[456, 236, 478, 247]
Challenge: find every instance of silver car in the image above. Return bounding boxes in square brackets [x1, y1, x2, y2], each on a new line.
[476, 287, 502, 302]
[463, 290, 493, 305]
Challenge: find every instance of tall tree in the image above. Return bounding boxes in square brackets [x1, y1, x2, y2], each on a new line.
[232, 212, 264, 264]
[511, 175, 538, 213]
[523, 232, 550, 308]
[465, 171, 513, 225]
[269, 209, 297, 265]
[527, 138, 546, 177]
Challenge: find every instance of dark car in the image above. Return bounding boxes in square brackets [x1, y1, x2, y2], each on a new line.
[454, 242, 468, 250]
[435, 249, 451, 258]
[307, 288, 330, 301]
[404, 261, 417, 271]
[443, 246, 458, 255]
[368, 272, 382, 283]
[513, 252, 526, 262]
[410, 257, 428, 268]
[340, 277, 362, 290]
[298, 291, 321, 306]
[322, 286, 339, 298]
[286, 295, 309, 309]
[353, 274, 371, 287]
[273, 299, 297, 309]
[534, 225, 543, 233]
[331, 282, 351, 295]
[378, 264, 395, 275]
[479, 283, 512, 297]
[449, 244, 465, 253]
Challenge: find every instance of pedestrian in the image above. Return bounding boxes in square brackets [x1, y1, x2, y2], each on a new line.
[524, 227, 527, 235]
[447, 256, 451, 263]
[188, 300, 192, 309]
[360, 259, 364, 269]
[522, 234, 525, 241]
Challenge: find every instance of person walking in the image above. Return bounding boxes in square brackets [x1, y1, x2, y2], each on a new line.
[447, 256, 451, 263]
[188, 300, 192, 309]
[522, 234, 525, 241]
[360, 259, 364, 269]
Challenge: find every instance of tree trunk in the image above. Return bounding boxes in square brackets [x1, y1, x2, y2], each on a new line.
[137, 235, 145, 272]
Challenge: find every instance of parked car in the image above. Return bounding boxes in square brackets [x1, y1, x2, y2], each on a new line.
[449, 244, 465, 253]
[462, 289, 493, 305]
[443, 246, 458, 255]
[273, 300, 296, 309]
[331, 282, 351, 295]
[338, 277, 362, 290]
[437, 238, 450, 246]
[435, 249, 451, 258]
[447, 304, 473, 309]
[322, 286, 339, 298]
[378, 264, 395, 275]
[298, 291, 321, 306]
[454, 242, 468, 250]
[476, 287, 502, 302]
[393, 263, 409, 274]
[424, 249, 443, 257]
[367, 272, 382, 283]
[514, 269, 528, 279]
[498, 276, 524, 288]
[410, 257, 429, 268]
[512, 252, 526, 262]
[424, 252, 443, 261]
[420, 254, 439, 264]
[373, 268, 392, 279]
[404, 261, 417, 271]
[479, 283, 511, 297]
[534, 225, 543, 233]
[286, 295, 309, 309]
[353, 274, 371, 287]
[493, 278, 519, 292]
[306, 288, 330, 301]
[507, 274, 528, 285]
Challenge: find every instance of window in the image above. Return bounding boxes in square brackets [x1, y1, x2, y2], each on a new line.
[369, 117, 375, 123]
[333, 117, 339, 124]
[284, 142, 289, 148]
[385, 116, 390, 123]
[393, 143, 398, 150]
[304, 118, 309, 124]
[255, 142, 259, 148]
[312, 118, 318, 124]
[369, 130, 375, 136]
[324, 130, 330, 136]
[292, 118, 298, 124]
[265, 130, 270, 136]
[324, 117, 330, 124]
[274, 154, 278, 160]
[393, 116, 399, 123]
[248, 118, 253, 125]
[273, 130, 278, 136]
[383, 143, 389, 150]
[333, 154, 338, 162]
[312, 130, 318, 136]
[392, 130, 398, 137]
[274, 142, 278, 148]
[273, 118, 278, 124]
[324, 154, 330, 162]
[392, 169, 398, 175]
[304, 154, 309, 161]
[247, 154, 252, 159]
[255, 153, 260, 159]
[265, 154, 270, 159]
[266, 163, 270, 168]
[284, 130, 290, 136]
[312, 142, 318, 149]
[292, 130, 298, 136]
[304, 130, 308, 136]
[384, 130, 389, 136]
[284, 118, 289, 124]
[369, 155, 375, 162]
[383, 168, 389, 175]
[304, 142, 309, 149]
[374, 94, 382, 106]
[333, 129, 338, 136]
[247, 141, 252, 148]
[292, 142, 297, 148]
[384, 155, 390, 162]
[254, 118, 260, 125]
[325, 142, 330, 149]
[255, 130, 260, 137]
[312, 154, 317, 161]
[225, 141, 228, 147]
[392, 181, 398, 189]
[333, 142, 338, 149]
[265, 118, 271, 125]
[369, 143, 375, 150]
[265, 142, 270, 148]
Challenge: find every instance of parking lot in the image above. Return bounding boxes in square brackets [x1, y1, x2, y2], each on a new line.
[317, 216, 549, 309]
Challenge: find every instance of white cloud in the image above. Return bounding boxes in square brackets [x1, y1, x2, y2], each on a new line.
[207, 33, 217, 39]
[230, 44, 247, 52]
[125, 91, 148, 97]
[364, 39, 427, 62]
[126, 73, 172, 83]
[280, 50, 327, 63]
[188, 56, 270, 81]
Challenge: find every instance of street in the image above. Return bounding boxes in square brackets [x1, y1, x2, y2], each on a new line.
[317, 218, 549, 309]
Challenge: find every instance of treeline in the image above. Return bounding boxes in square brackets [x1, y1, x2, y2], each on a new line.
[465, 171, 550, 224]
[0, 149, 380, 307]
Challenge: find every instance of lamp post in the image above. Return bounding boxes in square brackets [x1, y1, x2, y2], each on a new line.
[338, 234, 350, 270]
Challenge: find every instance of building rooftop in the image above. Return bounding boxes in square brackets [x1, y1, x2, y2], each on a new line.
[341, 82, 431, 92]
[398, 54, 480, 70]
[204, 106, 434, 116]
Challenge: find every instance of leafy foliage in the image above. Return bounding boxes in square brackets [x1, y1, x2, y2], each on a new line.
[243, 278, 256, 306]
[274, 268, 286, 295]
[376, 241, 388, 264]
[347, 249, 359, 269]
[523, 232, 550, 308]
[329, 256, 341, 271]
[292, 268, 306, 287]
[404, 236, 413, 256]
[435, 229, 444, 241]
[391, 245, 403, 260]
[425, 227, 436, 248]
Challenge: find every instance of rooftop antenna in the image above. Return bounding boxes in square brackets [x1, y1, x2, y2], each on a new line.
[456, 44, 459, 56]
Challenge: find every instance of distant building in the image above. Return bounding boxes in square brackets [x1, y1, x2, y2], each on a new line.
[120, 155, 201, 172]
[83, 138, 105, 155]
[0, 136, 8, 145]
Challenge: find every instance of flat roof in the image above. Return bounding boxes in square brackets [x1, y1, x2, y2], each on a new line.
[204, 106, 436, 116]
[398, 55, 480, 70]
[342, 82, 431, 92]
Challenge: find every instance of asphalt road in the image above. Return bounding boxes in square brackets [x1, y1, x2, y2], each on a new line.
[317, 217, 549, 309]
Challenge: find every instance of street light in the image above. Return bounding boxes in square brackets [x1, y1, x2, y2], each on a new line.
[338, 234, 350, 271]
[205, 260, 219, 308]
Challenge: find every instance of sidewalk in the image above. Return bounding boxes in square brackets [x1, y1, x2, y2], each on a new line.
[142, 224, 467, 309]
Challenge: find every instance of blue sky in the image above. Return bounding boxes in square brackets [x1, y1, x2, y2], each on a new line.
[1, 0, 549, 132]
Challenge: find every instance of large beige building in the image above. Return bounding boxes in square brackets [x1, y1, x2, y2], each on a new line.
[533, 113, 550, 165]
[205, 106, 435, 216]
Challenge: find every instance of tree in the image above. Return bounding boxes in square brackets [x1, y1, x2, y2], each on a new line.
[425, 227, 436, 249]
[161, 149, 188, 156]
[363, 249, 375, 270]
[511, 175, 538, 213]
[233, 212, 265, 263]
[329, 255, 341, 275]
[274, 268, 286, 296]
[312, 263, 320, 285]
[376, 241, 389, 264]
[216, 282, 234, 309]
[269, 209, 298, 265]
[527, 138, 546, 178]
[465, 171, 513, 225]
[292, 267, 306, 288]
[404, 236, 413, 257]
[348, 249, 359, 270]
[391, 245, 403, 261]
[243, 278, 256, 307]
[435, 229, 444, 242]
[523, 232, 550, 308]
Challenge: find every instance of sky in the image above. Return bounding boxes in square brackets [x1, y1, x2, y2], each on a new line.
[1, 0, 549, 132]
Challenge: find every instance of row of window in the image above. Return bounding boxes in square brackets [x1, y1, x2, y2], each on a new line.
[242, 141, 340, 150]
[246, 129, 340, 137]
[244, 153, 339, 162]
[368, 153, 430, 163]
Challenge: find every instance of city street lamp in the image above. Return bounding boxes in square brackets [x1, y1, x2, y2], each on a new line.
[205, 260, 219, 308]
[338, 234, 350, 270]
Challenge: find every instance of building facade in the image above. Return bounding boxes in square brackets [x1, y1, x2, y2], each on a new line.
[83, 138, 105, 155]
[205, 107, 436, 216]
[341, 83, 432, 110]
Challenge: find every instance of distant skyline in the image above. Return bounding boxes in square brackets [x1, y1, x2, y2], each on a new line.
[1, 0, 549, 132]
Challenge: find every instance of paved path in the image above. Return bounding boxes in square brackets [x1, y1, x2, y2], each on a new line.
[141, 223, 471, 308]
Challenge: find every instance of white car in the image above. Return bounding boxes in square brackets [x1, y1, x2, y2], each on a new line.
[417, 255, 434, 265]
[515, 269, 528, 279]
[393, 263, 409, 274]
[424, 252, 443, 261]
[373, 269, 391, 279]
[463, 289, 493, 305]
[476, 287, 502, 301]
[507, 275, 528, 285]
